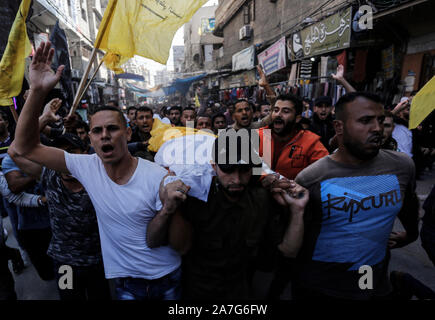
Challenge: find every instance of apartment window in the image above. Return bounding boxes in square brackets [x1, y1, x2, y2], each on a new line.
[67, 0, 73, 18]
[80, 0, 87, 21]
[243, 5, 250, 25]
[243, 1, 255, 25]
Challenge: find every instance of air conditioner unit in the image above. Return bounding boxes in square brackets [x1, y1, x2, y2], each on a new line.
[239, 25, 251, 41]
[71, 69, 80, 78]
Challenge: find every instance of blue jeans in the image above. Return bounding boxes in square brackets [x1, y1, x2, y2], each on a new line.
[114, 267, 181, 300]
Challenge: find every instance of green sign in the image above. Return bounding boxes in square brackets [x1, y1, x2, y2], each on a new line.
[291, 7, 352, 59]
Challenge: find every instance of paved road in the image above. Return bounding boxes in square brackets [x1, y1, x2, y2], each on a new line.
[2, 168, 434, 300]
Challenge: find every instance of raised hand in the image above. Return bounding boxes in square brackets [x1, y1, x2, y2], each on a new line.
[331, 64, 344, 81]
[257, 64, 268, 88]
[29, 41, 64, 93]
[42, 98, 62, 124]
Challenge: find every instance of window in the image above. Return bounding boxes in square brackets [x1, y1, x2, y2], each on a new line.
[80, 0, 87, 21]
[243, 5, 250, 25]
[243, 1, 255, 25]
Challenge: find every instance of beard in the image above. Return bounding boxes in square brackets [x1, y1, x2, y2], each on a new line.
[343, 131, 381, 161]
[217, 177, 247, 199]
[270, 117, 295, 136]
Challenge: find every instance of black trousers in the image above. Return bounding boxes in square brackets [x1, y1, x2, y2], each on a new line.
[0, 245, 17, 300]
[17, 228, 54, 281]
[53, 260, 111, 300]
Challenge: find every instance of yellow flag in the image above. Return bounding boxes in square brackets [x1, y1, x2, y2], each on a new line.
[148, 118, 215, 152]
[195, 93, 200, 108]
[0, 0, 32, 106]
[409, 76, 435, 129]
[96, 0, 207, 72]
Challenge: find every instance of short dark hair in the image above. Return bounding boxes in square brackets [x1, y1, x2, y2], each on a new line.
[275, 94, 303, 115]
[232, 99, 253, 115]
[335, 92, 382, 121]
[135, 106, 153, 117]
[197, 115, 212, 121]
[0, 110, 9, 123]
[182, 106, 196, 114]
[169, 105, 182, 113]
[212, 112, 226, 124]
[384, 110, 394, 119]
[108, 100, 119, 108]
[127, 106, 137, 114]
[74, 120, 89, 132]
[91, 106, 127, 127]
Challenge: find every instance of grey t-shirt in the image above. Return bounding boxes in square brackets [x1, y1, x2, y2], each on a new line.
[294, 149, 417, 299]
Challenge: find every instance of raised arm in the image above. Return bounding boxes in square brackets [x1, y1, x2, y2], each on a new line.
[10, 41, 68, 174]
[331, 64, 356, 93]
[257, 65, 277, 106]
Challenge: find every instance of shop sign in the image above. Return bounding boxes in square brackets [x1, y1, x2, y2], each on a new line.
[232, 46, 255, 72]
[258, 37, 287, 76]
[290, 6, 352, 59]
[382, 46, 394, 80]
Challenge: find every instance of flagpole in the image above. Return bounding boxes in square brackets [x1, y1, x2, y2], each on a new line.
[76, 58, 104, 105]
[8, 105, 18, 123]
[68, 0, 118, 116]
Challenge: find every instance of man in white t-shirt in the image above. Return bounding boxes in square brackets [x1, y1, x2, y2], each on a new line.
[9, 41, 186, 300]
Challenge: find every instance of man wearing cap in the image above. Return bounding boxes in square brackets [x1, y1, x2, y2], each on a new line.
[309, 96, 336, 153]
[149, 129, 309, 299]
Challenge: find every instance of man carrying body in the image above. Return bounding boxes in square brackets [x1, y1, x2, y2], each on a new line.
[293, 92, 419, 299]
[10, 41, 183, 300]
[147, 129, 309, 299]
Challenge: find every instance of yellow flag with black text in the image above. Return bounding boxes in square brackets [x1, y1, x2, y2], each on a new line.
[95, 0, 207, 72]
[0, 0, 32, 106]
[409, 76, 435, 129]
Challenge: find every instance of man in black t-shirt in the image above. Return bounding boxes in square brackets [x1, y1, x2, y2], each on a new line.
[159, 129, 309, 299]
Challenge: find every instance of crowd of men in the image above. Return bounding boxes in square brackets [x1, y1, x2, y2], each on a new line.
[1, 41, 434, 300]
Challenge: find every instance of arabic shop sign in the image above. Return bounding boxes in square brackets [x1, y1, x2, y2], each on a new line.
[258, 37, 287, 76]
[291, 7, 352, 59]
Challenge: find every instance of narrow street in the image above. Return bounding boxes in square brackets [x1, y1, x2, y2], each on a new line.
[3, 167, 434, 300]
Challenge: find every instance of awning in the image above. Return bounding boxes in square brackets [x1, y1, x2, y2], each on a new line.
[115, 73, 145, 81]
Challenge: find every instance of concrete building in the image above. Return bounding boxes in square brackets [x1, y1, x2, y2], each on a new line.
[211, 0, 435, 104]
[173, 45, 185, 75]
[183, 5, 223, 73]
[23, 0, 117, 109]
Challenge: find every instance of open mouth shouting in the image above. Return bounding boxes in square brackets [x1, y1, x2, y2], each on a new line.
[101, 143, 115, 157]
[367, 135, 382, 147]
[273, 118, 284, 130]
